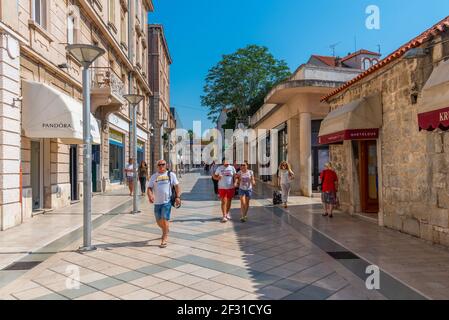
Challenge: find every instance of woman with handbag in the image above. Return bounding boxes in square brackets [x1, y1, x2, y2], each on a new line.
[277, 161, 295, 208]
[138, 160, 148, 196]
[320, 163, 339, 218]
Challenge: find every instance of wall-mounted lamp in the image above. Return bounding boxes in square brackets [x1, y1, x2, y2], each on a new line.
[13, 96, 23, 107]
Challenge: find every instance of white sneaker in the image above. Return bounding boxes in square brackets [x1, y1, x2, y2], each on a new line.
[221, 217, 228, 223]
[226, 213, 232, 220]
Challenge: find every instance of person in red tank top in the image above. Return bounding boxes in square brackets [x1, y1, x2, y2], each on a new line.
[320, 163, 339, 218]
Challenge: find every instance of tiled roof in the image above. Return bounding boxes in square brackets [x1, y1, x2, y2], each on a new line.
[340, 49, 381, 62]
[312, 55, 337, 67]
[322, 15, 449, 102]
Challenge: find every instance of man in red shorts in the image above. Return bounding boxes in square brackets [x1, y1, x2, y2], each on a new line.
[213, 159, 237, 223]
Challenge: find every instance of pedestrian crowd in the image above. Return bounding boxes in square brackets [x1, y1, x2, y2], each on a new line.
[127, 155, 339, 249]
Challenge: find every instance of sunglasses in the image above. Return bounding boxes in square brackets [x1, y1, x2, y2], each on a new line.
[158, 163, 167, 167]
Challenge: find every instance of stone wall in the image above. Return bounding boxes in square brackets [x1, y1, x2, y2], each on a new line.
[327, 33, 449, 246]
[0, 33, 21, 230]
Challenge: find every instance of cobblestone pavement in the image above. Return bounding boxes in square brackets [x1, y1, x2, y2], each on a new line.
[0, 171, 431, 300]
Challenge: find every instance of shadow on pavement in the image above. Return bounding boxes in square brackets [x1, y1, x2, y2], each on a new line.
[95, 239, 161, 250]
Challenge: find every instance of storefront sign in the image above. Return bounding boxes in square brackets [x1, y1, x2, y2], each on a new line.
[108, 114, 129, 132]
[137, 140, 145, 151]
[137, 127, 148, 141]
[418, 106, 449, 131]
[319, 129, 379, 145]
[42, 123, 73, 129]
[109, 129, 124, 145]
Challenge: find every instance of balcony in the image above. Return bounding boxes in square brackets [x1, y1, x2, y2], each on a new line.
[90, 67, 126, 119]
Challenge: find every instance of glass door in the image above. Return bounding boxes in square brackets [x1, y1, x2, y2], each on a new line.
[31, 140, 42, 211]
[360, 140, 379, 213]
[69, 145, 79, 201]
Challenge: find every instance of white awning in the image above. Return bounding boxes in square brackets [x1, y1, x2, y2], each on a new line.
[22, 80, 101, 145]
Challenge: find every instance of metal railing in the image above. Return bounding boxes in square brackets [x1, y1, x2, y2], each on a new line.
[90, 67, 125, 98]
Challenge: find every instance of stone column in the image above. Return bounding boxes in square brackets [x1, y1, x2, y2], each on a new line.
[299, 112, 312, 197]
[287, 116, 300, 193]
[0, 32, 22, 230]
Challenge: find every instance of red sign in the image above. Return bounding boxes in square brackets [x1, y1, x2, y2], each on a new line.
[319, 129, 379, 145]
[418, 106, 449, 131]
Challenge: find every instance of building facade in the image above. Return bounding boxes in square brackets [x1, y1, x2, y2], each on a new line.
[0, 0, 153, 230]
[250, 51, 380, 196]
[320, 16, 449, 247]
[148, 24, 174, 172]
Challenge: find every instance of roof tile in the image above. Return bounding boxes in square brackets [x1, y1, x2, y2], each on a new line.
[322, 15, 449, 102]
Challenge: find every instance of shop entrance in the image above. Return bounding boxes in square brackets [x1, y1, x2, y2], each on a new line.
[92, 144, 101, 192]
[69, 145, 79, 201]
[359, 140, 379, 213]
[30, 140, 43, 211]
[312, 120, 329, 190]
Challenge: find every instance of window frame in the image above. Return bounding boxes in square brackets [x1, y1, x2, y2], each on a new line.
[67, 14, 76, 45]
[109, 0, 115, 26]
[32, 0, 48, 29]
[362, 58, 372, 71]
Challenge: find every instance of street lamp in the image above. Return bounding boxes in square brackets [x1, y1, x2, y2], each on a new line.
[66, 44, 105, 252]
[123, 94, 144, 215]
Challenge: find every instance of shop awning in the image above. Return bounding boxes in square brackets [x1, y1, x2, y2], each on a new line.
[22, 81, 101, 145]
[319, 95, 382, 145]
[418, 59, 449, 131]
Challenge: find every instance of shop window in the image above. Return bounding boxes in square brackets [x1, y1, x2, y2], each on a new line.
[278, 127, 288, 163]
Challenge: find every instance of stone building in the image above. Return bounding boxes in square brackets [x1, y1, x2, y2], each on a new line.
[0, 0, 153, 230]
[250, 51, 380, 196]
[319, 16, 449, 246]
[148, 24, 174, 172]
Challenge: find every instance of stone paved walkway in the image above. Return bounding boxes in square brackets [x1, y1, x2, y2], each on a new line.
[0, 170, 444, 300]
[0, 188, 132, 289]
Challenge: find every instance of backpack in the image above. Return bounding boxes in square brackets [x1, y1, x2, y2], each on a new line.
[167, 171, 180, 208]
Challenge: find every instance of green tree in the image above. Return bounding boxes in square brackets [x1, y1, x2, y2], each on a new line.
[201, 45, 291, 126]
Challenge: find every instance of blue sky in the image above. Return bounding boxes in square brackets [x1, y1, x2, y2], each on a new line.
[150, 0, 448, 130]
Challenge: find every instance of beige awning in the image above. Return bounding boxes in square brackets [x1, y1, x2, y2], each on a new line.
[22, 80, 101, 144]
[418, 59, 449, 131]
[319, 94, 382, 144]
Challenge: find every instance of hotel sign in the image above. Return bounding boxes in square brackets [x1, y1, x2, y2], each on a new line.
[319, 129, 379, 145]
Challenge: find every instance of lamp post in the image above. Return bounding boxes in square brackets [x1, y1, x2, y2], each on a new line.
[123, 94, 144, 215]
[66, 44, 105, 251]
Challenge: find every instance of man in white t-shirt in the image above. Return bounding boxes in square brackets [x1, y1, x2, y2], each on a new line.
[213, 159, 236, 223]
[147, 159, 181, 248]
[124, 158, 135, 196]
